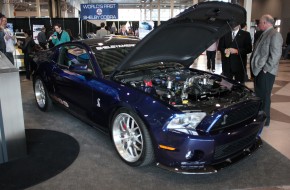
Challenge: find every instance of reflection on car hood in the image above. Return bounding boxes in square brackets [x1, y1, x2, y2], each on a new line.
[116, 1, 246, 71]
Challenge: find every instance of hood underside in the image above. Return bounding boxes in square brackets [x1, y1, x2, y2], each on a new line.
[116, 1, 246, 72]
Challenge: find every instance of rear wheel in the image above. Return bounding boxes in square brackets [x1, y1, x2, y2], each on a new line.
[34, 76, 53, 111]
[111, 108, 155, 167]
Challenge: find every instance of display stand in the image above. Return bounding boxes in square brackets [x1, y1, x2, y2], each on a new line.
[0, 52, 27, 163]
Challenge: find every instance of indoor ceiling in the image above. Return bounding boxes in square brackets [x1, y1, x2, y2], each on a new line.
[13, 0, 202, 12]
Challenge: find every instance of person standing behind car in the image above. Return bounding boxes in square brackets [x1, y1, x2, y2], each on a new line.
[17, 30, 35, 81]
[251, 14, 283, 127]
[37, 27, 47, 50]
[96, 22, 109, 39]
[282, 28, 290, 59]
[0, 13, 6, 54]
[218, 24, 252, 84]
[1, 15, 16, 65]
[118, 25, 128, 36]
[49, 23, 70, 46]
[206, 40, 218, 73]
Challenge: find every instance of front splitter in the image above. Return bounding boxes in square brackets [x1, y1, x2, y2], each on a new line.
[156, 138, 263, 174]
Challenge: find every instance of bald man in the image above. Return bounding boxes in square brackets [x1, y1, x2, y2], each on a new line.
[251, 14, 283, 127]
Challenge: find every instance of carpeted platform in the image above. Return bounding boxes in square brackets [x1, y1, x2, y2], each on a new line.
[0, 129, 80, 190]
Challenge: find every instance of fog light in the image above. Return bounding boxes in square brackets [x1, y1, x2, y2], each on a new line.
[185, 150, 204, 161]
[185, 151, 194, 159]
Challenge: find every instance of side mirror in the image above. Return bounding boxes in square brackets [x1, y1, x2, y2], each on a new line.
[69, 64, 93, 75]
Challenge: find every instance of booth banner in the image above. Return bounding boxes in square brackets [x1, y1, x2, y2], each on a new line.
[80, 3, 118, 20]
[33, 24, 44, 44]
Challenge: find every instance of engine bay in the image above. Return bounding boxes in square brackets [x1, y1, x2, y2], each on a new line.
[115, 66, 252, 111]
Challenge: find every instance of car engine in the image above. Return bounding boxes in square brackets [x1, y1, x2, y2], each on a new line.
[116, 67, 252, 111]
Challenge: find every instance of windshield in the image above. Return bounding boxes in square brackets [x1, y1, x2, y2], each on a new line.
[93, 46, 135, 75]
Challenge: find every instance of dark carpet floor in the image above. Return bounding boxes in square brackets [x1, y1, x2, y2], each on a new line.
[0, 129, 80, 190]
[1, 75, 289, 190]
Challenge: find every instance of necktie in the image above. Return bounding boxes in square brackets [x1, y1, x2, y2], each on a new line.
[232, 32, 235, 41]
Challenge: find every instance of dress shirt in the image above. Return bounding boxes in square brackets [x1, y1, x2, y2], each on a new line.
[232, 29, 239, 41]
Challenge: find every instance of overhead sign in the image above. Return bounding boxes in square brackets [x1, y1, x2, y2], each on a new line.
[80, 3, 118, 20]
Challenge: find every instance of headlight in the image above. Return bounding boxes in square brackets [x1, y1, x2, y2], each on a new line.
[166, 112, 206, 135]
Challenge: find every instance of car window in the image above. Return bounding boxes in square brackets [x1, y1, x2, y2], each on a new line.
[58, 45, 92, 70]
[94, 47, 133, 75]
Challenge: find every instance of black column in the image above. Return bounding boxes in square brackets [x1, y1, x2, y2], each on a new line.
[48, 0, 53, 18]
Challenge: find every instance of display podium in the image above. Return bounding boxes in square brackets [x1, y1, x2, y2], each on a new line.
[0, 52, 27, 163]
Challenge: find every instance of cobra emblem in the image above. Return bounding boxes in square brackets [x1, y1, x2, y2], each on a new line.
[221, 115, 228, 125]
[96, 98, 101, 107]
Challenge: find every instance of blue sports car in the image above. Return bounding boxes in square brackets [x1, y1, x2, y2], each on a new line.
[32, 1, 265, 174]
[140, 21, 153, 30]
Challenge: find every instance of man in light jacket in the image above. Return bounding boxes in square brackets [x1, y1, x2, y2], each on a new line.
[250, 14, 283, 127]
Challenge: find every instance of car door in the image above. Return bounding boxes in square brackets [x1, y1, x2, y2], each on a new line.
[52, 44, 94, 119]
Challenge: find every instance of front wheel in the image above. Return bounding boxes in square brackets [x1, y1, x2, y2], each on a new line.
[111, 108, 155, 167]
[34, 76, 53, 111]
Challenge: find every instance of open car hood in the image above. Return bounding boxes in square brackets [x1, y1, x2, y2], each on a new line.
[115, 1, 246, 72]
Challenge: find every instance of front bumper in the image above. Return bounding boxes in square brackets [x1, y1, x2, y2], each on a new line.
[154, 110, 266, 174]
[156, 137, 262, 174]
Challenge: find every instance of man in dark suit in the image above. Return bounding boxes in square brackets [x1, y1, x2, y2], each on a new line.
[218, 24, 252, 84]
[118, 25, 128, 36]
[283, 28, 290, 59]
[251, 14, 283, 127]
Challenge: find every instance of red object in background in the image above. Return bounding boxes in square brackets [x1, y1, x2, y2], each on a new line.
[144, 80, 153, 87]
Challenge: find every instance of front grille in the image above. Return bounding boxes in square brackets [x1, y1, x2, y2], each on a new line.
[210, 101, 260, 132]
[214, 132, 257, 160]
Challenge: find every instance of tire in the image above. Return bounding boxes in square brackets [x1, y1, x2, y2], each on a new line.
[34, 76, 53, 111]
[111, 108, 155, 167]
